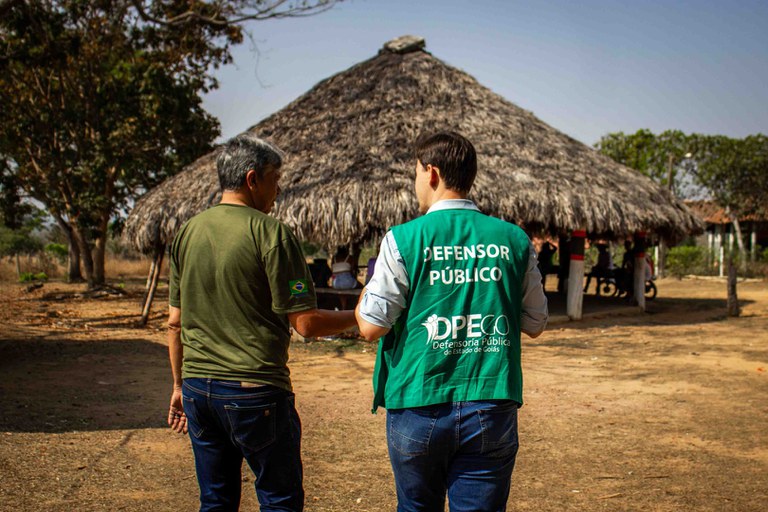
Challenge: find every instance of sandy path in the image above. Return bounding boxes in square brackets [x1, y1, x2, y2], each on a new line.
[0, 277, 766, 511]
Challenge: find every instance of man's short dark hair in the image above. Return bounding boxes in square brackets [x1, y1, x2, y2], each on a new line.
[216, 134, 283, 191]
[413, 131, 477, 193]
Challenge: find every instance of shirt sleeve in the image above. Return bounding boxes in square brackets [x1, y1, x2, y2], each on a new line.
[263, 226, 317, 315]
[521, 242, 548, 334]
[168, 233, 181, 308]
[357, 231, 409, 329]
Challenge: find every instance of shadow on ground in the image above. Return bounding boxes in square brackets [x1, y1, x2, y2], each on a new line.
[0, 337, 169, 434]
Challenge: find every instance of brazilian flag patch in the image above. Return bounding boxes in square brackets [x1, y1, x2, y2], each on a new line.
[289, 279, 309, 296]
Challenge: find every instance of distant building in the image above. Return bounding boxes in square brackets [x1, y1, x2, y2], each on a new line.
[684, 200, 767, 275]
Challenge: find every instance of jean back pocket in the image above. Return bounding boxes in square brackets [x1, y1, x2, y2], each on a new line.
[224, 402, 277, 453]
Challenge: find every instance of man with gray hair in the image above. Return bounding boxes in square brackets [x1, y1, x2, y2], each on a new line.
[167, 134, 356, 511]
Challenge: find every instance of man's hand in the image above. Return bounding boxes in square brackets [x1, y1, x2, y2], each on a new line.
[168, 386, 188, 434]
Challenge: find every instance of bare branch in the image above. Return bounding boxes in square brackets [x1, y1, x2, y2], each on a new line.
[130, 0, 341, 28]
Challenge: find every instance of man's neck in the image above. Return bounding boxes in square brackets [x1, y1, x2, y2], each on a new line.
[425, 189, 467, 210]
[220, 190, 253, 208]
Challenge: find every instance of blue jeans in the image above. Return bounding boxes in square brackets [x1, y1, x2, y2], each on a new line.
[182, 378, 303, 512]
[387, 400, 519, 512]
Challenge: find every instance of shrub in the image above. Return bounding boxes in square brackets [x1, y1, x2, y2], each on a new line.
[666, 246, 706, 278]
[19, 271, 48, 283]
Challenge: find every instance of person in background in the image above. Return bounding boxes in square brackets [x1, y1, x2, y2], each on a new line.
[356, 131, 548, 512]
[584, 242, 614, 294]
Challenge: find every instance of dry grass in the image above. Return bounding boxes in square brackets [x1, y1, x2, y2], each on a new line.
[0, 254, 64, 281]
[0, 254, 163, 284]
[105, 256, 158, 281]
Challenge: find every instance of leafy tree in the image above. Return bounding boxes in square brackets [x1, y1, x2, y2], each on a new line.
[687, 134, 768, 272]
[0, 203, 46, 279]
[0, 0, 342, 287]
[688, 134, 768, 219]
[595, 129, 693, 196]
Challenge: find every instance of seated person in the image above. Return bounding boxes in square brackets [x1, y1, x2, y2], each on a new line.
[330, 247, 360, 290]
[537, 240, 558, 288]
[584, 242, 614, 293]
[308, 257, 332, 289]
[617, 240, 635, 296]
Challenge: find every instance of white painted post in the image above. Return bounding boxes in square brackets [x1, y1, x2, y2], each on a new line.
[715, 225, 724, 277]
[750, 224, 758, 262]
[567, 230, 586, 320]
[719, 244, 725, 278]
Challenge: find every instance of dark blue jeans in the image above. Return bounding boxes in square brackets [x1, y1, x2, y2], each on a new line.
[387, 400, 519, 512]
[182, 378, 303, 512]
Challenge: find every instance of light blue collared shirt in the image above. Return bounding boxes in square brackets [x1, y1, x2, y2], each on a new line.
[358, 199, 548, 334]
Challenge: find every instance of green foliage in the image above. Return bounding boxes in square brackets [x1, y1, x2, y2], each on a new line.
[666, 246, 706, 279]
[0, 224, 41, 257]
[0, 0, 342, 286]
[597, 130, 768, 224]
[301, 242, 322, 258]
[19, 271, 48, 283]
[45, 242, 69, 263]
[595, 129, 691, 192]
[687, 134, 768, 218]
[0, 204, 47, 257]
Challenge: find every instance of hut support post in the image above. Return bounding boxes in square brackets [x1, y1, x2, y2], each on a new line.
[633, 232, 647, 311]
[141, 246, 165, 326]
[566, 230, 586, 320]
[707, 231, 714, 267]
[655, 243, 663, 278]
[145, 257, 157, 291]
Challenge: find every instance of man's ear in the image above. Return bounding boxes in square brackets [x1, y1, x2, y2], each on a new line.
[427, 164, 441, 188]
[246, 169, 259, 189]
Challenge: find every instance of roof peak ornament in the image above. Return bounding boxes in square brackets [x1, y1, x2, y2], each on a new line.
[381, 35, 426, 55]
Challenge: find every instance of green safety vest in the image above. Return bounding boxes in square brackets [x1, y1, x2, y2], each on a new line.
[372, 207, 531, 412]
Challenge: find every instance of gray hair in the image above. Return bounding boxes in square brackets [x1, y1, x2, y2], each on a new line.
[216, 134, 283, 191]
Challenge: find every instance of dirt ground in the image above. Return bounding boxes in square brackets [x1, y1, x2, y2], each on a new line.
[0, 276, 766, 512]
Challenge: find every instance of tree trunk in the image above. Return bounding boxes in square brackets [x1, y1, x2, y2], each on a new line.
[53, 216, 83, 282]
[93, 232, 107, 286]
[67, 241, 82, 283]
[727, 208, 747, 273]
[15, 253, 21, 280]
[727, 256, 740, 317]
[70, 224, 95, 288]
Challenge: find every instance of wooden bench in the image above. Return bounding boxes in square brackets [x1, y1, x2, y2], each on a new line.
[315, 287, 361, 310]
[315, 287, 362, 297]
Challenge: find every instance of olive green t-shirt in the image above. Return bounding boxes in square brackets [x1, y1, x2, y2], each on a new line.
[169, 204, 316, 391]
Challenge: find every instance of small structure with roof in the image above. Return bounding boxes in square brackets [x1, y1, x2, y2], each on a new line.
[685, 199, 767, 275]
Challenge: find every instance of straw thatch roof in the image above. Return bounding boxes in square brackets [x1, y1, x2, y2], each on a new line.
[124, 35, 702, 254]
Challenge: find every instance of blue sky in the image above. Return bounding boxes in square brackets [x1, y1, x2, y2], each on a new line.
[203, 0, 768, 146]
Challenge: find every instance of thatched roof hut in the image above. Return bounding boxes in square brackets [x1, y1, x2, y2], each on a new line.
[124, 35, 702, 254]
